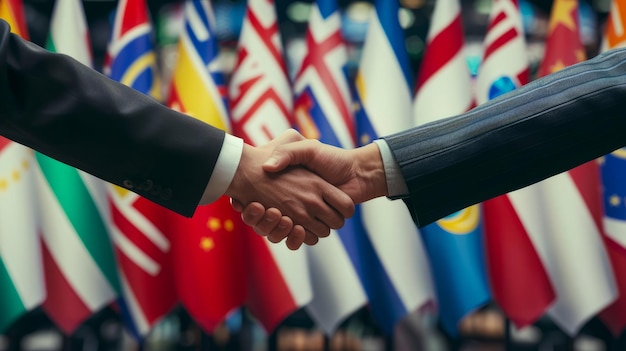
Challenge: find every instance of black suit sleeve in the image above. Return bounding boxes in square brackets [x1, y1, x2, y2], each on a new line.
[383, 47, 626, 227]
[0, 20, 225, 217]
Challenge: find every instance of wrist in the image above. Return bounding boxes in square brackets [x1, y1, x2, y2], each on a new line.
[355, 143, 388, 201]
[225, 143, 255, 201]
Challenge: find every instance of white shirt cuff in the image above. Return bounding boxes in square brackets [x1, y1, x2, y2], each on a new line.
[201, 134, 244, 204]
[373, 139, 409, 198]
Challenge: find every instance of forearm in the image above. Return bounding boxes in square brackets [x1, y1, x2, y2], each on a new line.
[384, 47, 626, 227]
[0, 21, 224, 217]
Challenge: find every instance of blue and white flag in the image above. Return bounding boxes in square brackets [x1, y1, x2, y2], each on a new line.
[352, 0, 435, 335]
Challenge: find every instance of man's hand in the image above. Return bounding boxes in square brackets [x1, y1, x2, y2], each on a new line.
[225, 130, 354, 249]
[231, 130, 390, 247]
[262, 137, 388, 204]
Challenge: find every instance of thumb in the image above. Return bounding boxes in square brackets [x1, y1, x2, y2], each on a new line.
[262, 139, 319, 173]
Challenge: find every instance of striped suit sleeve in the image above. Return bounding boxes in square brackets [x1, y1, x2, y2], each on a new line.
[383, 47, 626, 227]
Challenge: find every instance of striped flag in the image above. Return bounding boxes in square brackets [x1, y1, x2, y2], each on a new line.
[353, 0, 435, 335]
[0, 0, 45, 333]
[476, 0, 556, 330]
[105, 0, 176, 338]
[292, 0, 367, 333]
[37, 0, 120, 334]
[413, 0, 490, 336]
[166, 0, 246, 332]
[597, 0, 626, 335]
[228, 0, 312, 332]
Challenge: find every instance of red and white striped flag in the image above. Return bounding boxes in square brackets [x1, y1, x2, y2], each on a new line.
[228, 0, 312, 332]
[476, 0, 556, 330]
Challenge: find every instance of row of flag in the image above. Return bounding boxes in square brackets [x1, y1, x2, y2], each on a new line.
[2, 0, 626, 342]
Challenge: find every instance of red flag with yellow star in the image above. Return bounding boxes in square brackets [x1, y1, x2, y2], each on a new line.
[166, 1, 246, 332]
[538, 0, 586, 77]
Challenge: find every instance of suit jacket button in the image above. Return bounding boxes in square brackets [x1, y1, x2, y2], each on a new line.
[161, 188, 172, 200]
[123, 180, 134, 189]
[136, 179, 153, 191]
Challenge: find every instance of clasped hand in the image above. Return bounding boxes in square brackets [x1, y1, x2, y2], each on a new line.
[228, 129, 387, 250]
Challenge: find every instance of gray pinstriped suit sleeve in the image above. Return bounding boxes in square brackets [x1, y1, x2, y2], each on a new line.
[383, 47, 626, 227]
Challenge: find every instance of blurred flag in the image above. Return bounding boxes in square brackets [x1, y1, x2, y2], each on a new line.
[0, 0, 27, 36]
[413, 0, 473, 123]
[526, 0, 616, 335]
[36, 0, 120, 334]
[476, 0, 555, 329]
[166, 0, 246, 333]
[105, 0, 176, 338]
[228, 0, 312, 332]
[413, 0, 489, 336]
[0, 0, 45, 333]
[292, 0, 367, 333]
[598, 0, 626, 335]
[486, 0, 617, 335]
[353, 0, 435, 335]
[601, 0, 626, 51]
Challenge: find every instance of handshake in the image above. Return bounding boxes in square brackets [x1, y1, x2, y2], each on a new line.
[212, 129, 391, 251]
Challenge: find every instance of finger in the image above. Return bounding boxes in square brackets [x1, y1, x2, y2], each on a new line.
[323, 187, 355, 220]
[303, 230, 319, 246]
[302, 217, 331, 239]
[267, 221, 291, 243]
[262, 140, 320, 172]
[308, 197, 345, 231]
[230, 198, 244, 212]
[240, 202, 267, 228]
[253, 208, 283, 237]
[285, 225, 306, 250]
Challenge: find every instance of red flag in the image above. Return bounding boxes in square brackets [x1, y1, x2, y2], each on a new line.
[169, 198, 246, 332]
[166, 0, 246, 332]
[477, 0, 555, 329]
